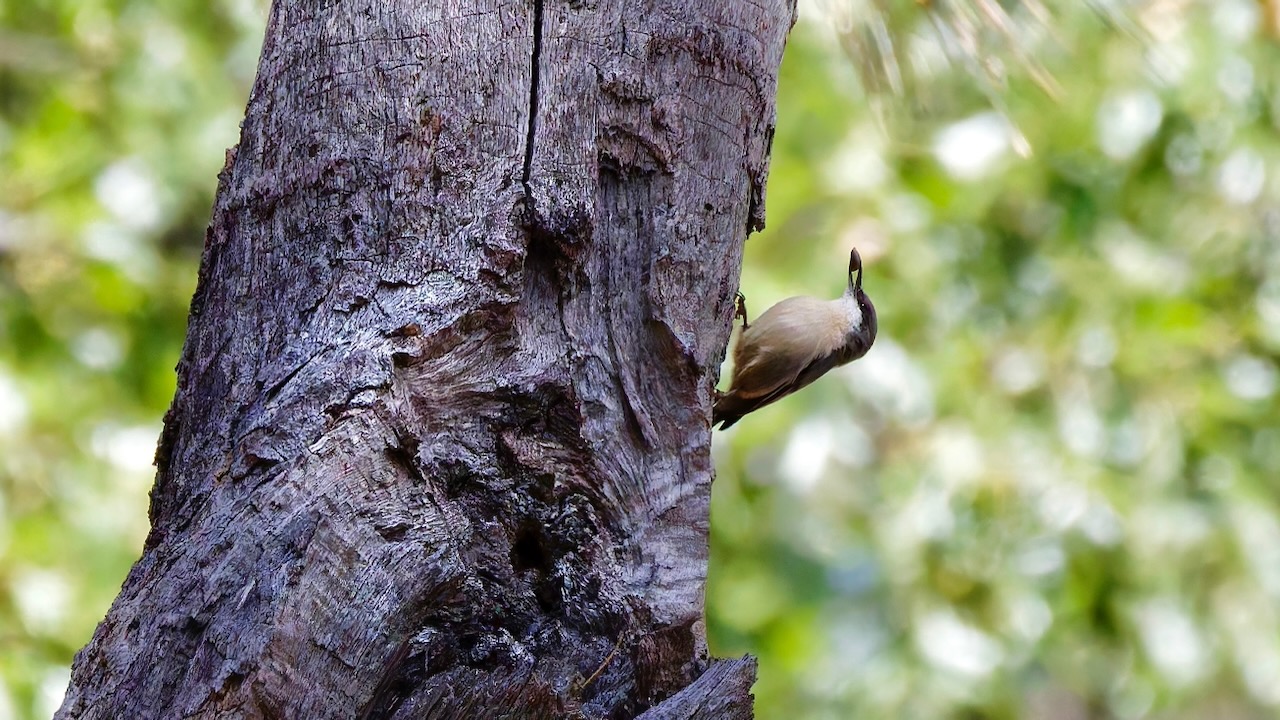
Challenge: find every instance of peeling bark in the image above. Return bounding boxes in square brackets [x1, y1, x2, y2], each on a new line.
[60, 0, 794, 717]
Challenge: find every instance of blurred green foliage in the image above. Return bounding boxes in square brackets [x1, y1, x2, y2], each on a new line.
[3, 0, 1280, 718]
[0, 0, 263, 716]
[711, 2, 1280, 718]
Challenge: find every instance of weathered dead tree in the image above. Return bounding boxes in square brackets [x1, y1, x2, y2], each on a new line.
[59, 0, 794, 716]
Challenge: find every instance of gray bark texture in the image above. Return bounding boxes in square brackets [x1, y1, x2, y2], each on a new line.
[59, 0, 794, 717]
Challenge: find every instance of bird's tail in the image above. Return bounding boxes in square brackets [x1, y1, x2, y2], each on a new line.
[712, 392, 753, 430]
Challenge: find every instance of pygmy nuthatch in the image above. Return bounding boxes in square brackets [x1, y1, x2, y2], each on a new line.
[713, 248, 878, 429]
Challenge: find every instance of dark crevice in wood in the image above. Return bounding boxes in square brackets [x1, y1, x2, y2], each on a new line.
[510, 522, 551, 575]
[521, 0, 545, 197]
[746, 123, 777, 233]
[358, 637, 413, 720]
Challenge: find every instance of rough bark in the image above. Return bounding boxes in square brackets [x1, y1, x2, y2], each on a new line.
[59, 0, 793, 717]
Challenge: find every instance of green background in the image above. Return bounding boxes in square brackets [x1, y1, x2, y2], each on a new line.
[4, 1, 1280, 717]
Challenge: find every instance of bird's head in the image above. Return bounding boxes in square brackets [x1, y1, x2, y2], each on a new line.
[845, 247, 878, 353]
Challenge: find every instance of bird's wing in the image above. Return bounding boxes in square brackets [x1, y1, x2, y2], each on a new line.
[730, 343, 810, 401]
[715, 297, 856, 428]
[714, 347, 841, 428]
[729, 297, 836, 401]
[788, 349, 845, 396]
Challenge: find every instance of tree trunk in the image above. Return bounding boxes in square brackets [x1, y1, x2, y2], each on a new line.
[59, 0, 793, 717]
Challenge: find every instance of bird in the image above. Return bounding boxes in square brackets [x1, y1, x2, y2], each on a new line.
[713, 248, 878, 429]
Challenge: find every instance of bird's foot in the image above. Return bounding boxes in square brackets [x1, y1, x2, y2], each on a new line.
[734, 292, 750, 331]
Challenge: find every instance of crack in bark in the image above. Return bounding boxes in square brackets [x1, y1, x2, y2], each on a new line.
[520, 0, 545, 199]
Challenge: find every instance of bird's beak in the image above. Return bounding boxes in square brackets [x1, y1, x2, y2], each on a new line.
[848, 248, 863, 292]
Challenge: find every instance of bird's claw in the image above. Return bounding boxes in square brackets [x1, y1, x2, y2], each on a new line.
[734, 292, 750, 331]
